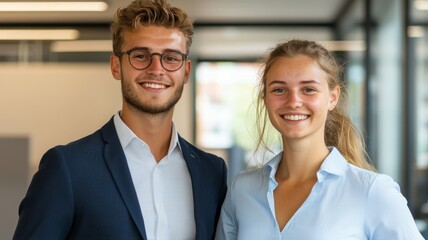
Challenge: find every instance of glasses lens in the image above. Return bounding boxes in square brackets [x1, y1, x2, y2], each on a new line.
[129, 49, 151, 70]
[161, 51, 184, 71]
[127, 49, 185, 71]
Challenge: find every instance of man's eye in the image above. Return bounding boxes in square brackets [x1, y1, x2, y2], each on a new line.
[163, 54, 180, 62]
[131, 51, 150, 60]
[134, 54, 148, 60]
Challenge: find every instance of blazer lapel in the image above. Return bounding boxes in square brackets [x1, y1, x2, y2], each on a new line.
[101, 119, 148, 239]
[179, 136, 207, 240]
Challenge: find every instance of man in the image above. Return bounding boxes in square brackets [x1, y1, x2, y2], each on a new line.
[13, 0, 227, 239]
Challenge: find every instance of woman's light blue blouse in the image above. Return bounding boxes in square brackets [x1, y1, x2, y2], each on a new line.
[215, 147, 424, 240]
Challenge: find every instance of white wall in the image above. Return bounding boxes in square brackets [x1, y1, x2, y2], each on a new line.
[0, 62, 193, 175]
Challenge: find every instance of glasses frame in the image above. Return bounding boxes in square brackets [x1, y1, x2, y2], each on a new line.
[117, 47, 188, 72]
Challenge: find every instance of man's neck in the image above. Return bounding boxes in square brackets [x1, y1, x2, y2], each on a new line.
[120, 108, 174, 162]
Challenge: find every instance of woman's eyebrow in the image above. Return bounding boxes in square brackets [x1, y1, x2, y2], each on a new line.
[267, 80, 287, 86]
[300, 80, 321, 85]
[267, 79, 321, 86]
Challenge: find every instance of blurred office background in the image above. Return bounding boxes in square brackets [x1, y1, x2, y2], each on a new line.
[0, 0, 427, 238]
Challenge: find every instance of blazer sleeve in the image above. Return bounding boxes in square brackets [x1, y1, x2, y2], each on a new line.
[212, 157, 228, 239]
[13, 147, 74, 240]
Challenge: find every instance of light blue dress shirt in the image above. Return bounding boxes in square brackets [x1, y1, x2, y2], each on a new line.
[215, 147, 424, 240]
[113, 113, 196, 240]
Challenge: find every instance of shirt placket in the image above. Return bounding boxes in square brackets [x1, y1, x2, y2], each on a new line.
[153, 159, 169, 240]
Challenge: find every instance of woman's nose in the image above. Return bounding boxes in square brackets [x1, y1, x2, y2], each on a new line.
[286, 91, 303, 109]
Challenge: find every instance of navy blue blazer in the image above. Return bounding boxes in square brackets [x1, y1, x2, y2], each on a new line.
[14, 118, 227, 240]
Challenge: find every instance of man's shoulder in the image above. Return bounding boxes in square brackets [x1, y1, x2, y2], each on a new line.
[178, 136, 222, 160]
[50, 119, 114, 153]
[46, 130, 101, 158]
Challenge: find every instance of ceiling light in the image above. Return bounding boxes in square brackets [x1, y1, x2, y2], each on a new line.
[408, 26, 425, 37]
[0, 2, 108, 12]
[51, 40, 112, 52]
[319, 41, 366, 52]
[0, 29, 79, 40]
[414, 0, 428, 10]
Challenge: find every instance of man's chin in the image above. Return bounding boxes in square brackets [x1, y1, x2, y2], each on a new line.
[125, 100, 176, 115]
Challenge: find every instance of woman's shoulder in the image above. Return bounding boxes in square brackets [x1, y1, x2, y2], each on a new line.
[229, 167, 267, 190]
[347, 163, 378, 179]
[346, 164, 398, 190]
[342, 164, 405, 208]
[234, 167, 265, 181]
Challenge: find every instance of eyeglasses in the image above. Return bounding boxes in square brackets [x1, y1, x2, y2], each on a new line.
[117, 47, 188, 72]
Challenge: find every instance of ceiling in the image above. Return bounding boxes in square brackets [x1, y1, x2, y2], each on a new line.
[0, 0, 425, 60]
[0, 0, 346, 23]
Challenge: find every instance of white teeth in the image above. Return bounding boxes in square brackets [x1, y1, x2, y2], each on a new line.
[142, 83, 166, 89]
[284, 115, 308, 121]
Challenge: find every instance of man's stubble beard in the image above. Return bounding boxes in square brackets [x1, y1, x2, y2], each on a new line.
[121, 72, 184, 115]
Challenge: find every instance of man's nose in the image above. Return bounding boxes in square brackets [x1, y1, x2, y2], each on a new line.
[146, 54, 164, 73]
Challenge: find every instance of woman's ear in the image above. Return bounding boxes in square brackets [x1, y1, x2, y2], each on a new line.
[110, 55, 121, 80]
[329, 85, 340, 110]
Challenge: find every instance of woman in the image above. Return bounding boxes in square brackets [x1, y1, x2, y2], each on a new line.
[215, 40, 423, 239]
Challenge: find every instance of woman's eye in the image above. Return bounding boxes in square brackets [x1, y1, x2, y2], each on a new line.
[272, 88, 284, 93]
[303, 88, 316, 93]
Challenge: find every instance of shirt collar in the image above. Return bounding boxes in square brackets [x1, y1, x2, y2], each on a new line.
[263, 147, 348, 182]
[113, 111, 181, 155]
[263, 152, 283, 180]
[317, 147, 348, 181]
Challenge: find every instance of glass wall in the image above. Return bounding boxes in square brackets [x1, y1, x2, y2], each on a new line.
[337, 0, 405, 181]
[410, 0, 428, 233]
[371, 0, 404, 183]
[335, 0, 368, 150]
[412, 31, 428, 231]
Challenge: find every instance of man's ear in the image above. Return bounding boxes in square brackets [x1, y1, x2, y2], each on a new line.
[110, 55, 121, 80]
[183, 59, 191, 84]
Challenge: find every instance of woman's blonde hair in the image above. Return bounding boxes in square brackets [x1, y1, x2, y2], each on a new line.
[255, 39, 375, 171]
[111, 0, 194, 56]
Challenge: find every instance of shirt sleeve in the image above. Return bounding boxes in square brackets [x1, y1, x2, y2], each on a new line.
[215, 179, 238, 240]
[365, 174, 424, 240]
